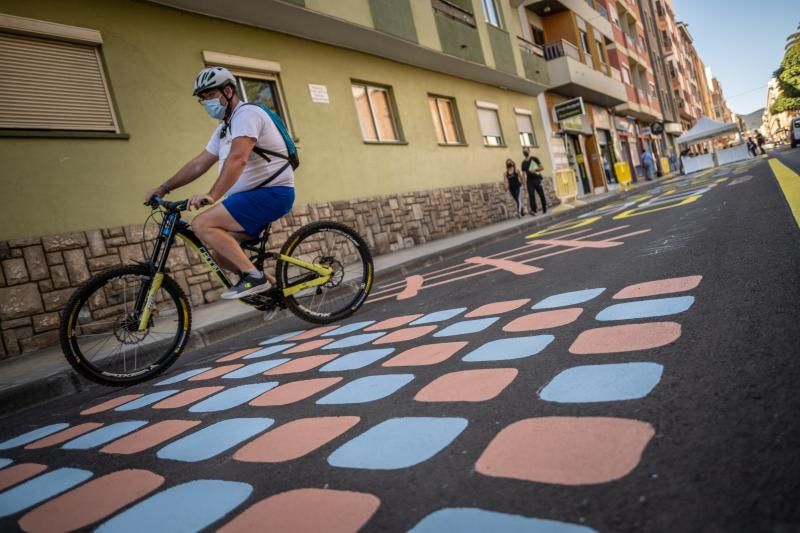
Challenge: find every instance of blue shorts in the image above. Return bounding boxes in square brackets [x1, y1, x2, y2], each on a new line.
[222, 186, 295, 238]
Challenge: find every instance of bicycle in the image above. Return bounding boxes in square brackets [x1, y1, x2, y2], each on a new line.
[59, 196, 374, 386]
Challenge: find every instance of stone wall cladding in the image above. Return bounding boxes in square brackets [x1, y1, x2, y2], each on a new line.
[0, 181, 559, 357]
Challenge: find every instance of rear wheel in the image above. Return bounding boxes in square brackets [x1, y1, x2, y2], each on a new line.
[59, 265, 191, 386]
[277, 221, 373, 324]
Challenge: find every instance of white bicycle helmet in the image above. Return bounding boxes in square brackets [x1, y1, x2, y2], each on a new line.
[192, 66, 236, 96]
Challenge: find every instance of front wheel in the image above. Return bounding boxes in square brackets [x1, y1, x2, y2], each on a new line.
[59, 265, 192, 386]
[277, 221, 373, 324]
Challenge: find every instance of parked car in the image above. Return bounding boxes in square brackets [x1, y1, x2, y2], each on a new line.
[791, 116, 800, 148]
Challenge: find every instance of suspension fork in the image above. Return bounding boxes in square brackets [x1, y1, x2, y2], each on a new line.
[136, 212, 179, 331]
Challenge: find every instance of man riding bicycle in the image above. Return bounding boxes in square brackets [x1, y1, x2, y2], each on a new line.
[144, 66, 294, 299]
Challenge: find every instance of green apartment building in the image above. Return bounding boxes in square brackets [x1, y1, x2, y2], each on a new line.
[0, 0, 556, 356]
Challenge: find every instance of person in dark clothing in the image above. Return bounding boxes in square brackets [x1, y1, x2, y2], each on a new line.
[503, 159, 525, 217]
[755, 131, 766, 154]
[521, 148, 547, 215]
[746, 137, 757, 158]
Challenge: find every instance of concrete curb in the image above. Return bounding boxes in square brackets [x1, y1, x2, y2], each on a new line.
[0, 179, 667, 417]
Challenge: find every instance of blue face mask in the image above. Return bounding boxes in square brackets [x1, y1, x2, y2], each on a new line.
[201, 97, 226, 120]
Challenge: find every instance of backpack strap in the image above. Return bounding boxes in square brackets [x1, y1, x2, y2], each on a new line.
[231, 104, 292, 188]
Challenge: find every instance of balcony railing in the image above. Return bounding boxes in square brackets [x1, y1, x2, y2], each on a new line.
[517, 35, 544, 57]
[544, 39, 581, 61]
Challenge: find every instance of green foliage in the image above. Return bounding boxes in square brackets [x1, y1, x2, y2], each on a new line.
[774, 43, 800, 101]
[771, 95, 800, 114]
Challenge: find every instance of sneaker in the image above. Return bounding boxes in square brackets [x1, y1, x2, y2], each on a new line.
[221, 273, 271, 299]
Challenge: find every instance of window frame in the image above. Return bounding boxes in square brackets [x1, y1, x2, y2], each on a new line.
[514, 108, 538, 148]
[476, 101, 505, 147]
[481, 0, 503, 29]
[428, 94, 466, 146]
[351, 80, 405, 144]
[0, 15, 126, 139]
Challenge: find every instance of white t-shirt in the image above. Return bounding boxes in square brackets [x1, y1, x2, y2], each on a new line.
[205, 103, 295, 196]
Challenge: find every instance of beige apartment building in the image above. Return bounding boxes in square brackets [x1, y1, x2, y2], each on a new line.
[515, 0, 626, 196]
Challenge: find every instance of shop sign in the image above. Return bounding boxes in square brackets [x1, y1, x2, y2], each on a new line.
[615, 116, 635, 134]
[592, 106, 611, 130]
[651, 121, 664, 135]
[553, 97, 585, 122]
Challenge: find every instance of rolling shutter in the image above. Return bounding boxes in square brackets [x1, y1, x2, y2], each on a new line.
[477, 107, 502, 138]
[0, 31, 118, 131]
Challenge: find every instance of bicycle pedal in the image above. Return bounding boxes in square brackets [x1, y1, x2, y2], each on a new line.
[262, 307, 279, 321]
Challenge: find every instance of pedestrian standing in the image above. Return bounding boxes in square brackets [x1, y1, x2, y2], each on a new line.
[503, 159, 525, 217]
[521, 148, 547, 215]
[640, 149, 656, 181]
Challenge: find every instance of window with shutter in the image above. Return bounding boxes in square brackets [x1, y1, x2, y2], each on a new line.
[476, 102, 503, 146]
[515, 109, 537, 147]
[0, 15, 120, 134]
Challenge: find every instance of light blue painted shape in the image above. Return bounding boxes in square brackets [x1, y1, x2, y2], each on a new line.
[328, 417, 467, 470]
[462, 335, 554, 362]
[433, 317, 499, 337]
[0, 423, 69, 450]
[318, 349, 395, 372]
[322, 333, 387, 350]
[0, 459, 12, 469]
[540, 363, 664, 403]
[595, 296, 695, 321]
[188, 383, 277, 413]
[410, 308, 468, 325]
[63, 421, 148, 450]
[96, 479, 252, 533]
[155, 367, 211, 386]
[317, 374, 414, 405]
[222, 359, 290, 379]
[114, 390, 180, 411]
[0, 468, 93, 518]
[242, 343, 295, 360]
[259, 330, 303, 345]
[322, 321, 376, 337]
[532, 288, 605, 310]
[410, 508, 596, 533]
[157, 418, 273, 462]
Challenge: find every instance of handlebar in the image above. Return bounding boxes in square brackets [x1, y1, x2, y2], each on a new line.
[145, 196, 188, 212]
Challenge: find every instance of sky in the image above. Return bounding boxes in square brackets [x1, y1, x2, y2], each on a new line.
[671, 0, 799, 116]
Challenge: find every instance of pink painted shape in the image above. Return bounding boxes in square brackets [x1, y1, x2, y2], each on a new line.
[286, 326, 338, 341]
[464, 256, 543, 275]
[100, 420, 201, 454]
[363, 314, 423, 331]
[284, 338, 334, 354]
[265, 354, 339, 375]
[188, 364, 244, 381]
[234, 417, 360, 463]
[415, 368, 518, 402]
[382, 342, 469, 367]
[503, 308, 584, 332]
[527, 238, 623, 249]
[218, 488, 380, 533]
[465, 299, 531, 318]
[569, 322, 682, 354]
[152, 386, 224, 409]
[0, 463, 47, 492]
[18, 469, 165, 533]
[373, 325, 437, 345]
[475, 417, 655, 485]
[80, 394, 143, 416]
[396, 275, 424, 301]
[613, 275, 703, 299]
[25, 423, 103, 449]
[216, 347, 260, 362]
[250, 378, 343, 406]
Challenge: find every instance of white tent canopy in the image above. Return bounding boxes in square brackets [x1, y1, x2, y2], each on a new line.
[677, 115, 739, 145]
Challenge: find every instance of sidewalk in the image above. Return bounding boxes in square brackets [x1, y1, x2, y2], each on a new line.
[0, 177, 670, 416]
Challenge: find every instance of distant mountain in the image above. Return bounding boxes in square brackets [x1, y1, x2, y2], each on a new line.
[740, 108, 764, 132]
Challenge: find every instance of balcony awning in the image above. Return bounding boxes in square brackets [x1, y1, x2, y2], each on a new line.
[676, 116, 738, 145]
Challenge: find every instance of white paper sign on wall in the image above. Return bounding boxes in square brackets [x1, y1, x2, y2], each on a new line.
[309, 84, 330, 104]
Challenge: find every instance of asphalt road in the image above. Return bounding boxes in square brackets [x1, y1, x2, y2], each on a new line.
[1, 151, 799, 532]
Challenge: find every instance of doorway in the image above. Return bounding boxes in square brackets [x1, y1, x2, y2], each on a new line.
[568, 134, 591, 195]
